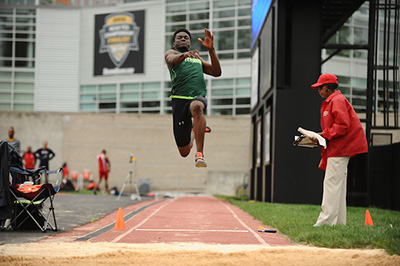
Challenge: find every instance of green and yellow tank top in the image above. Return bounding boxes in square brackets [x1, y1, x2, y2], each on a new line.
[169, 57, 206, 99]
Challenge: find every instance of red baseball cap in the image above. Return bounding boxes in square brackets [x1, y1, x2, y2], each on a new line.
[311, 73, 338, 88]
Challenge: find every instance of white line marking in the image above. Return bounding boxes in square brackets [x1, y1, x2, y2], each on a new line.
[110, 199, 173, 243]
[219, 200, 268, 245]
[134, 229, 249, 233]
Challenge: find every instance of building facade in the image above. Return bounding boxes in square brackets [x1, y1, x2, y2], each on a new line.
[0, 0, 252, 115]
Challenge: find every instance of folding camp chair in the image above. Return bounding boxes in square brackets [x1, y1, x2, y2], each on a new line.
[7, 166, 62, 232]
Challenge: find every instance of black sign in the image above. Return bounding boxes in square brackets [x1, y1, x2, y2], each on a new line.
[94, 10, 145, 76]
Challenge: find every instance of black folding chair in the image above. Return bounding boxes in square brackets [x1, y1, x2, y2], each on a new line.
[7, 167, 62, 232]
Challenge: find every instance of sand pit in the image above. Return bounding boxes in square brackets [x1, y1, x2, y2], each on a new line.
[1, 242, 399, 266]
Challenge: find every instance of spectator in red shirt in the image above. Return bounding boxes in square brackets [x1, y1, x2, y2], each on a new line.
[311, 73, 368, 227]
[23, 146, 36, 170]
[94, 150, 111, 195]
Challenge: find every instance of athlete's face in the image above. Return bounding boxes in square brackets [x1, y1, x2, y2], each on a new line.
[173, 32, 191, 52]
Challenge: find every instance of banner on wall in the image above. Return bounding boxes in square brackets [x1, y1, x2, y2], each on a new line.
[94, 10, 145, 76]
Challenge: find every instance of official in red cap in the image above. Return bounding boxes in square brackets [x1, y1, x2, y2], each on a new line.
[311, 73, 368, 227]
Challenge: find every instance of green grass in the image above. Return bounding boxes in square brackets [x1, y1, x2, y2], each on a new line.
[59, 189, 95, 195]
[216, 196, 400, 255]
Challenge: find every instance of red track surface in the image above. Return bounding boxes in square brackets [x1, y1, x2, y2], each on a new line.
[39, 196, 293, 246]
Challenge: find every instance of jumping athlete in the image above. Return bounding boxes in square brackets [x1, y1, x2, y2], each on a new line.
[165, 28, 221, 167]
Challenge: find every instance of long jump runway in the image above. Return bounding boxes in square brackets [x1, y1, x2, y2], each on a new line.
[38, 196, 293, 246]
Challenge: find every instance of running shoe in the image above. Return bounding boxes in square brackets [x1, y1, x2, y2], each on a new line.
[195, 152, 207, 167]
[191, 126, 212, 133]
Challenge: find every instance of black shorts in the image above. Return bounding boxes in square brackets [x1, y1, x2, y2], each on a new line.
[171, 96, 207, 147]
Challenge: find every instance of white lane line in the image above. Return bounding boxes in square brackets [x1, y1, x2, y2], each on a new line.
[134, 229, 249, 233]
[110, 199, 173, 243]
[219, 200, 268, 245]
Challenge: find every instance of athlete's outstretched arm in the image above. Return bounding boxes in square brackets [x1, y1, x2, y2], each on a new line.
[198, 28, 222, 77]
[165, 49, 200, 69]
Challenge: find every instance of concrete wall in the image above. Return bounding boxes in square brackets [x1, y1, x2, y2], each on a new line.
[0, 111, 251, 195]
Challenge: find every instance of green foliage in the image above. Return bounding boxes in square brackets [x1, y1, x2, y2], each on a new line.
[218, 197, 400, 255]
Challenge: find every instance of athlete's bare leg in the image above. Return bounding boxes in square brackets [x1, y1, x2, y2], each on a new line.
[178, 131, 194, 157]
[190, 100, 206, 154]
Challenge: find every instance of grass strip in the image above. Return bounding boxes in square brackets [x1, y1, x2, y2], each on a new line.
[217, 196, 400, 255]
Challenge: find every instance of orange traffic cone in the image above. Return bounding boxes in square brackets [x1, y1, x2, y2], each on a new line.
[114, 208, 126, 230]
[365, 210, 374, 226]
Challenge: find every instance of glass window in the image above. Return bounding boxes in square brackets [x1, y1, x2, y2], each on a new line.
[167, 4, 186, 13]
[166, 14, 186, 23]
[0, 103, 11, 110]
[0, 40, 13, 57]
[190, 32, 208, 51]
[189, 12, 209, 20]
[142, 91, 160, 99]
[99, 84, 116, 92]
[14, 93, 33, 101]
[121, 83, 139, 91]
[353, 50, 368, 60]
[121, 92, 139, 100]
[99, 94, 116, 100]
[0, 82, 12, 90]
[15, 60, 35, 68]
[213, 20, 234, 29]
[142, 101, 160, 108]
[214, 30, 234, 50]
[16, 33, 35, 39]
[81, 85, 96, 93]
[14, 103, 33, 111]
[99, 102, 116, 109]
[189, 22, 209, 31]
[339, 86, 351, 95]
[352, 98, 366, 106]
[167, 0, 186, 4]
[190, 2, 208, 11]
[219, 53, 234, 59]
[80, 94, 96, 101]
[120, 102, 139, 108]
[15, 41, 35, 58]
[14, 82, 34, 91]
[0, 92, 11, 100]
[336, 76, 351, 84]
[238, 7, 251, 16]
[237, 29, 250, 49]
[80, 103, 96, 111]
[211, 108, 232, 115]
[236, 107, 250, 115]
[166, 24, 186, 33]
[16, 9, 35, 15]
[0, 9, 13, 15]
[214, 0, 235, 8]
[0, 60, 12, 67]
[143, 82, 160, 90]
[212, 78, 233, 87]
[213, 9, 235, 19]
[212, 98, 233, 105]
[352, 77, 367, 87]
[354, 27, 368, 45]
[237, 51, 250, 58]
[238, 18, 251, 26]
[352, 87, 366, 97]
[236, 98, 250, 104]
[16, 25, 35, 31]
[16, 17, 35, 24]
[236, 87, 250, 95]
[0, 32, 13, 38]
[15, 72, 34, 80]
[0, 72, 12, 79]
[238, 0, 251, 6]
[211, 88, 233, 96]
[236, 77, 250, 85]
